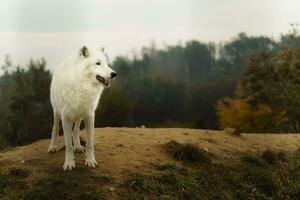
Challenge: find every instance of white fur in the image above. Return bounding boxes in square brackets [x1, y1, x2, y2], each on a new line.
[47, 46, 116, 171]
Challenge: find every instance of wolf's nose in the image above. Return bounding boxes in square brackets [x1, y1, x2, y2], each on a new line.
[111, 72, 117, 79]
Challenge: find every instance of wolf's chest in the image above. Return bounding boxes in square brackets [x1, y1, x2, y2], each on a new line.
[62, 84, 102, 118]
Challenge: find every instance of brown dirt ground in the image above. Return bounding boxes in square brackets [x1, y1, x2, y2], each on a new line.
[1, 128, 300, 198]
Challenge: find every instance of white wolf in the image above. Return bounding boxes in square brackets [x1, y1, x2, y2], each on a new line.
[47, 46, 117, 171]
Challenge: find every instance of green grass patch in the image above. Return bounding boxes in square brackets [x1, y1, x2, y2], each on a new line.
[241, 154, 268, 167]
[0, 146, 16, 153]
[0, 166, 111, 200]
[116, 143, 125, 147]
[261, 149, 287, 165]
[120, 171, 202, 199]
[23, 178, 106, 200]
[0, 169, 29, 200]
[120, 149, 300, 200]
[163, 140, 211, 164]
[156, 163, 179, 171]
[9, 168, 30, 179]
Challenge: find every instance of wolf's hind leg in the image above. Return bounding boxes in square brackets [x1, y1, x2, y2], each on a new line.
[73, 119, 85, 153]
[48, 111, 60, 153]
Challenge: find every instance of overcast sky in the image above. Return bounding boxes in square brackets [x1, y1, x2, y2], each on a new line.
[0, 0, 299, 70]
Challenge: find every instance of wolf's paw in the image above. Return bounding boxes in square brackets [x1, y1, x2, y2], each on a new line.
[47, 145, 59, 154]
[74, 146, 85, 154]
[63, 157, 76, 171]
[85, 158, 98, 168]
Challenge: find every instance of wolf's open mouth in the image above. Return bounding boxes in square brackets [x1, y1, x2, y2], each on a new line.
[96, 75, 109, 86]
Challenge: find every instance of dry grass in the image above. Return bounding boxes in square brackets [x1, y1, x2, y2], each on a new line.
[1, 128, 300, 199]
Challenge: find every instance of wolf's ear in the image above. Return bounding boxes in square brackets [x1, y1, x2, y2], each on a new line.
[101, 47, 105, 53]
[79, 46, 89, 58]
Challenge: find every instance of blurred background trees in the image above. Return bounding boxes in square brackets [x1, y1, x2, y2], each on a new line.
[0, 59, 52, 147]
[0, 31, 300, 149]
[217, 30, 300, 132]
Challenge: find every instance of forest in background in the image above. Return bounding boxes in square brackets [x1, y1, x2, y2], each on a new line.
[1, 29, 300, 149]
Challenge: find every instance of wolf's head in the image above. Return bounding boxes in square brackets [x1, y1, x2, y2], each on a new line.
[79, 46, 117, 87]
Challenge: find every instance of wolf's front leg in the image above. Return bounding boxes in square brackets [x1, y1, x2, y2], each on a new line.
[84, 113, 98, 168]
[62, 117, 75, 171]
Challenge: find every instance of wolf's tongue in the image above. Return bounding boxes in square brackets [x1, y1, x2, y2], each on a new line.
[96, 75, 104, 82]
[96, 75, 109, 86]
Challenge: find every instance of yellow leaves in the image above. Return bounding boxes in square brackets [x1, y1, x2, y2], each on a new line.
[216, 98, 287, 133]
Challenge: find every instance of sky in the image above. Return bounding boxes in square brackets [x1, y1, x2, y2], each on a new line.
[0, 0, 299, 70]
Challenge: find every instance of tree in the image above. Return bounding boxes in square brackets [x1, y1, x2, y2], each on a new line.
[7, 59, 52, 145]
[216, 98, 287, 133]
[217, 30, 300, 132]
[184, 41, 215, 80]
[95, 85, 132, 127]
[242, 48, 300, 131]
[217, 33, 275, 74]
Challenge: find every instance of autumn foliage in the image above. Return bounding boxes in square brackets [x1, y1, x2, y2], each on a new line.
[216, 98, 287, 133]
[217, 29, 300, 133]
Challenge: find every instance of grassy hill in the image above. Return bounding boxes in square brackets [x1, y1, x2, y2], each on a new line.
[1, 128, 300, 199]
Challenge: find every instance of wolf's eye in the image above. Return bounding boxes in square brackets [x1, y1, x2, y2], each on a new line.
[96, 62, 101, 65]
